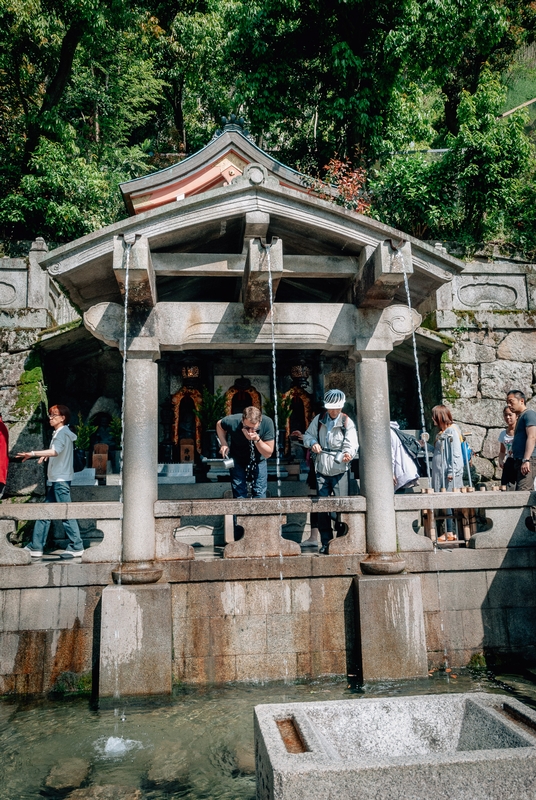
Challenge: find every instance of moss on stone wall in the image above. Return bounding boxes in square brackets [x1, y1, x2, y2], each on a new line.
[421, 312, 437, 331]
[13, 349, 47, 431]
[52, 670, 92, 696]
[38, 318, 82, 338]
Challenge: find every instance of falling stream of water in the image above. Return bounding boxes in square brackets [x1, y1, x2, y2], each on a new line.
[394, 246, 449, 670]
[264, 244, 281, 498]
[394, 248, 431, 481]
[110, 236, 132, 726]
[263, 242, 287, 598]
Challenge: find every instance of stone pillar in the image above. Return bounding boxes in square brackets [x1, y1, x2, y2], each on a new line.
[99, 583, 172, 696]
[122, 350, 159, 567]
[27, 236, 49, 309]
[355, 574, 428, 680]
[351, 305, 422, 574]
[354, 354, 404, 573]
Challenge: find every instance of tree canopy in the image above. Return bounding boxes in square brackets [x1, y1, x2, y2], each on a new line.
[0, 0, 535, 255]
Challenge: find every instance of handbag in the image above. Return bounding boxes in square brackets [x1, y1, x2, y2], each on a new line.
[73, 448, 86, 473]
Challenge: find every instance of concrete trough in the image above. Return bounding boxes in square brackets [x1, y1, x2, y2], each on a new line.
[254, 692, 536, 800]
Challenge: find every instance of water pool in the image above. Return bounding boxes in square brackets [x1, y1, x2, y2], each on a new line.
[1, 670, 535, 799]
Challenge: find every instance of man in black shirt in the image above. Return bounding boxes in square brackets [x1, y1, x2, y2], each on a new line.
[507, 390, 536, 491]
[216, 406, 275, 498]
[507, 389, 536, 532]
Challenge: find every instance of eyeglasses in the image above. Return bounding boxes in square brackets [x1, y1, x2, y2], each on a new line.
[48, 413, 61, 418]
[243, 424, 260, 432]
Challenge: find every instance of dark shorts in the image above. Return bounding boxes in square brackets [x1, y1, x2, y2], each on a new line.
[511, 457, 536, 492]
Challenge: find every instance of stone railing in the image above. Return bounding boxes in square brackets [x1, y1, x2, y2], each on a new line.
[1, 491, 535, 565]
[154, 497, 367, 558]
[395, 490, 536, 550]
[0, 502, 122, 565]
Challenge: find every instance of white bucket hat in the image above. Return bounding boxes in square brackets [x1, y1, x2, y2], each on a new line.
[324, 389, 346, 410]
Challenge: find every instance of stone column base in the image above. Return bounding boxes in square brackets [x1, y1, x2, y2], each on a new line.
[99, 583, 172, 696]
[360, 552, 406, 574]
[224, 515, 300, 558]
[356, 574, 428, 681]
[112, 561, 163, 584]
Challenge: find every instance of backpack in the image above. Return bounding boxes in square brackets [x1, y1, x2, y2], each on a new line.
[393, 428, 421, 464]
[460, 436, 472, 464]
[73, 448, 86, 473]
[312, 412, 351, 444]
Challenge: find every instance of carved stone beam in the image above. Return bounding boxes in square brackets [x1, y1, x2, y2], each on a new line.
[84, 301, 160, 359]
[113, 234, 157, 308]
[241, 210, 270, 253]
[243, 237, 283, 314]
[355, 239, 413, 309]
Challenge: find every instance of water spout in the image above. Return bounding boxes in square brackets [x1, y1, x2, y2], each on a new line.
[263, 241, 281, 499]
[393, 246, 431, 482]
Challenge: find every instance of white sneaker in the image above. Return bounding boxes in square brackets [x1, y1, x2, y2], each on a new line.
[23, 545, 43, 557]
[57, 547, 83, 559]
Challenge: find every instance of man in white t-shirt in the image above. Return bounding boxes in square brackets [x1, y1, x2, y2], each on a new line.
[18, 404, 83, 559]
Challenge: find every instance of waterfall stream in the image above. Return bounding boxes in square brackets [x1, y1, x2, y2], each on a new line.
[265, 243, 282, 499]
[394, 248, 431, 481]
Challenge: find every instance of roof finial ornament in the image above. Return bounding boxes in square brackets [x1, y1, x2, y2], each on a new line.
[212, 113, 255, 142]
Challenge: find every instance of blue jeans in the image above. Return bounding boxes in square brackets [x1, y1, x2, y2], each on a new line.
[316, 471, 349, 546]
[230, 460, 268, 498]
[31, 482, 83, 551]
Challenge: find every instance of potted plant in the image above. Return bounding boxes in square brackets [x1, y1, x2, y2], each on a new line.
[74, 412, 98, 468]
[109, 416, 122, 472]
[263, 392, 293, 458]
[194, 387, 227, 458]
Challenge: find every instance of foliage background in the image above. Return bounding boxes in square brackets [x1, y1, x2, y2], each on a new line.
[1, 0, 535, 257]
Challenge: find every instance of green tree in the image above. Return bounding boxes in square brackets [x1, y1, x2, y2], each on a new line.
[391, 0, 536, 137]
[443, 71, 531, 241]
[148, 0, 231, 154]
[0, 0, 161, 242]
[0, 0, 137, 172]
[226, 0, 411, 167]
[369, 72, 532, 247]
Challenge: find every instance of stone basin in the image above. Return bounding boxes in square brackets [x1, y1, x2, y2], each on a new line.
[254, 692, 536, 800]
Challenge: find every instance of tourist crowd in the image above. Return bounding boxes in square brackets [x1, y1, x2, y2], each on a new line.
[3, 385, 536, 556]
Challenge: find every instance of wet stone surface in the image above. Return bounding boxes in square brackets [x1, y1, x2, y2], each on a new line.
[0, 672, 535, 800]
[45, 758, 90, 791]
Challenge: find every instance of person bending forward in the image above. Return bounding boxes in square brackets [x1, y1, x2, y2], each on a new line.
[216, 406, 275, 498]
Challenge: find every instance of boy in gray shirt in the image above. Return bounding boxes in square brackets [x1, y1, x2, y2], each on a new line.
[18, 404, 83, 558]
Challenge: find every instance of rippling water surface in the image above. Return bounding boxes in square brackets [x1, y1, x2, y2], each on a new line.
[1, 670, 535, 799]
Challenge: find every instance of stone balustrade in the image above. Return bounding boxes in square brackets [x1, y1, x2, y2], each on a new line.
[1, 491, 535, 566]
[0, 502, 122, 565]
[395, 489, 536, 551]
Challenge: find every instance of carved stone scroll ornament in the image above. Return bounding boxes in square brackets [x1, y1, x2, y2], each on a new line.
[0, 282, 17, 306]
[353, 304, 421, 359]
[458, 283, 517, 309]
[84, 302, 123, 348]
[453, 276, 527, 311]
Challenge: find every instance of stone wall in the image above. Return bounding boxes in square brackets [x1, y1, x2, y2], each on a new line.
[432, 258, 536, 481]
[0, 239, 79, 497]
[409, 549, 536, 669]
[0, 585, 102, 694]
[1, 552, 535, 695]
[172, 577, 355, 684]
